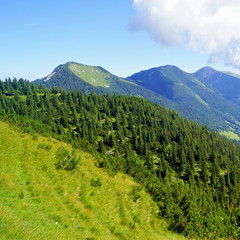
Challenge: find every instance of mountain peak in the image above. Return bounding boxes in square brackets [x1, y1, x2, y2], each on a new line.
[152, 65, 181, 72]
[159, 64, 180, 69]
[194, 66, 217, 74]
[199, 66, 215, 70]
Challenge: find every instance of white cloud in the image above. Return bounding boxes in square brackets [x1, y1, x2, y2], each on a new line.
[130, 0, 240, 68]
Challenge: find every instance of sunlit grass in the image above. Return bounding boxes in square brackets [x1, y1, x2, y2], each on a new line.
[0, 121, 185, 240]
[69, 63, 111, 88]
[220, 130, 240, 140]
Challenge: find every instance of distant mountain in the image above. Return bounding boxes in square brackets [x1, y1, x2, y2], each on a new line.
[222, 71, 240, 79]
[193, 66, 240, 106]
[35, 62, 120, 94]
[128, 65, 240, 138]
[35, 61, 158, 95]
[35, 62, 240, 138]
[34, 61, 176, 111]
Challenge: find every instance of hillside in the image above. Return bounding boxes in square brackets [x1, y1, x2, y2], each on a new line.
[0, 121, 184, 240]
[1, 79, 240, 238]
[35, 62, 240, 138]
[128, 65, 240, 138]
[222, 71, 240, 79]
[35, 62, 174, 109]
[194, 66, 240, 106]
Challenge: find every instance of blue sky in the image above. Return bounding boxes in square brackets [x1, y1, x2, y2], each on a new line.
[1, 0, 239, 81]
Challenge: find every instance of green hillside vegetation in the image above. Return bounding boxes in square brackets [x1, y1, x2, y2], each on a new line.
[36, 62, 240, 139]
[35, 62, 170, 103]
[220, 130, 240, 141]
[69, 63, 111, 87]
[35, 62, 176, 120]
[0, 121, 185, 240]
[35, 62, 107, 94]
[194, 67, 240, 107]
[68, 63, 138, 89]
[1, 79, 240, 238]
[129, 65, 240, 138]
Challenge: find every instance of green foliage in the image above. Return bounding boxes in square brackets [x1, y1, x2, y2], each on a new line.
[90, 177, 102, 187]
[37, 142, 52, 151]
[129, 185, 142, 202]
[55, 147, 80, 171]
[69, 63, 111, 87]
[129, 65, 240, 137]
[0, 78, 240, 238]
[37, 62, 240, 138]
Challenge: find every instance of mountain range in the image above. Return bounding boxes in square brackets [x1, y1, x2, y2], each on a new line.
[35, 62, 240, 139]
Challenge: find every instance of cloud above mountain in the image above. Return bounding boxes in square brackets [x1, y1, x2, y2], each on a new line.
[130, 0, 240, 69]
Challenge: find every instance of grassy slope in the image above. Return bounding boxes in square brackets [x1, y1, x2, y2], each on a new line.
[68, 63, 137, 88]
[68, 63, 111, 87]
[219, 130, 240, 140]
[222, 71, 240, 79]
[0, 121, 185, 240]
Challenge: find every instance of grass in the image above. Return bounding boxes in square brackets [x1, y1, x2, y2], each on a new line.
[119, 78, 139, 86]
[69, 63, 112, 88]
[219, 130, 240, 140]
[0, 121, 185, 240]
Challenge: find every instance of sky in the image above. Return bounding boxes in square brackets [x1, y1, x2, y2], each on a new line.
[1, 0, 240, 81]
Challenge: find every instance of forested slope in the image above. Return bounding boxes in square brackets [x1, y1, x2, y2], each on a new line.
[128, 65, 240, 137]
[0, 78, 240, 238]
[34, 62, 173, 108]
